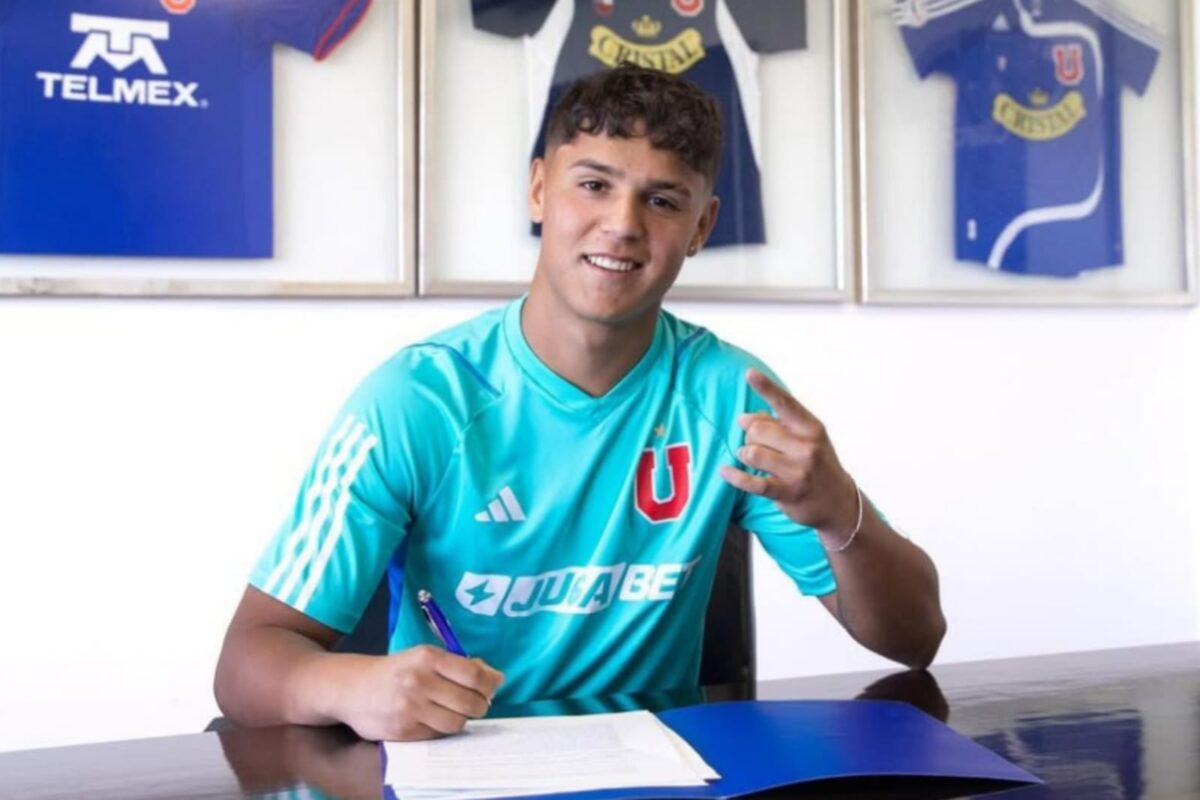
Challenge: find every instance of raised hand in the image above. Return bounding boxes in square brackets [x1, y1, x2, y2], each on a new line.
[719, 368, 860, 541]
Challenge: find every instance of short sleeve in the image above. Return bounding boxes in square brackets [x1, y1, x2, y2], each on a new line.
[728, 363, 835, 597]
[893, 0, 994, 78]
[253, 0, 373, 60]
[249, 354, 449, 633]
[1099, 9, 1162, 95]
[471, 0, 557, 38]
[724, 0, 807, 54]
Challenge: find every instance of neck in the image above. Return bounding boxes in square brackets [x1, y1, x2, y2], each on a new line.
[520, 287, 660, 398]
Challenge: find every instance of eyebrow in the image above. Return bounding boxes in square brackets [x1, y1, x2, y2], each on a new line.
[568, 159, 693, 198]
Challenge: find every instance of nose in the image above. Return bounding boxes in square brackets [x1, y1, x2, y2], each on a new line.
[600, 191, 646, 241]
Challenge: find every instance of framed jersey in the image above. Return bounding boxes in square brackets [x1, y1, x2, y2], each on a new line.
[419, 0, 854, 301]
[0, 0, 416, 298]
[858, 0, 1197, 305]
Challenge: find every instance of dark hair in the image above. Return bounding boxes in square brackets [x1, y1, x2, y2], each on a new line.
[544, 64, 724, 187]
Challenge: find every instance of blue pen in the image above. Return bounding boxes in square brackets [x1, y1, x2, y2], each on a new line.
[418, 589, 468, 657]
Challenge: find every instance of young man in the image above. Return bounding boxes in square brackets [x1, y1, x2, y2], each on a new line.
[214, 65, 945, 742]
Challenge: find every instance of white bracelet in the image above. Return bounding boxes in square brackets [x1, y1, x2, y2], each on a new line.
[820, 482, 864, 553]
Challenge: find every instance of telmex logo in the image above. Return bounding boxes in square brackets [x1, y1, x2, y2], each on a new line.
[35, 14, 204, 108]
[71, 14, 169, 74]
[455, 558, 702, 618]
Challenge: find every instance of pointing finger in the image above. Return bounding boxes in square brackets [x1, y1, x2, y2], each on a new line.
[746, 368, 819, 431]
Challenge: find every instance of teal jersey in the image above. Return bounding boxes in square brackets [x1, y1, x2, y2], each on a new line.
[251, 298, 835, 703]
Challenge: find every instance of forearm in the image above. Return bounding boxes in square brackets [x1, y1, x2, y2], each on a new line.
[822, 501, 946, 669]
[214, 625, 364, 728]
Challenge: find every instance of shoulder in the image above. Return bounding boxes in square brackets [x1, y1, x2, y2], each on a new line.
[348, 305, 510, 432]
[891, 0, 996, 30]
[662, 310, 781, 412]
[1073, 0, 1163, 49]
[665, 310, 774, 382]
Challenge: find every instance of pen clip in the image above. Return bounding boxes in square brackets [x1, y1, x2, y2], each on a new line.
[418, 588, 468, 657]
[418, 591, 441, 640]
[418, 589, 441, 638]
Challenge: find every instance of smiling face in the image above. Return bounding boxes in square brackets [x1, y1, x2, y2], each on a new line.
[527, 131, 719, 331]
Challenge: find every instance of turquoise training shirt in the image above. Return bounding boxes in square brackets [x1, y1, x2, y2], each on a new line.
[250, 298, 835, 702]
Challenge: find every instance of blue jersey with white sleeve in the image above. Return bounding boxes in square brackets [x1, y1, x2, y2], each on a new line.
[0, 0, 371, 258]
[894, 0, 1160, 276]
[250, 299, 837, 703]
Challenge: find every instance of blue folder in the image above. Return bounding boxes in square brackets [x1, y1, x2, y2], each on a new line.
[384, 699, 1041, 800]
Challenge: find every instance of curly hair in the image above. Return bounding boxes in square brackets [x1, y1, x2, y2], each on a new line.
[544, 64, 725, 187]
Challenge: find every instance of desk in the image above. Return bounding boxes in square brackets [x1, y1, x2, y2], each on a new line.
[0, 642, 1196, 799]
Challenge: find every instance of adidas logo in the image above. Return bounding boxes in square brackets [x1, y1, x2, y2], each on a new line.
[993, 14, 1011, 31]
[474, 486, 526, 523]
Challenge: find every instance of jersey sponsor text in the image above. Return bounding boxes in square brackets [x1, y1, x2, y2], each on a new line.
[455, 558, 702, 617]
[587, 25, 704, 73]
[992, 89, 1086, 140]
[37, 14, 204, 109]
[36, 73, 201, 106]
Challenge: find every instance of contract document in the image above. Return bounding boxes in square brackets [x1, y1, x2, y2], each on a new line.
[383, 710, 718, 800]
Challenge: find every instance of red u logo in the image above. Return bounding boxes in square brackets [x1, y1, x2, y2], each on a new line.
[672, 0, 705, 17]
[161, 0, 195, 13]
[635, 444, 692, 523]
[1053, 44, 1084, 86]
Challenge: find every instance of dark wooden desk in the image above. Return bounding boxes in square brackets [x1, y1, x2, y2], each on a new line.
[1, 642, 1196, 799]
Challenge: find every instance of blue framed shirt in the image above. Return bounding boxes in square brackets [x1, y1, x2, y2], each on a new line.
[894, 0, 1161, 276]
[0, 0, 372, 258]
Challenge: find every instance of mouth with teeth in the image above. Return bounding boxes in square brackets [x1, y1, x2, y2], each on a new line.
[583, 254, 643, 273]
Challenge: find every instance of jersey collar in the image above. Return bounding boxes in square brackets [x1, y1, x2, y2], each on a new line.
[503, 295, 667, 412]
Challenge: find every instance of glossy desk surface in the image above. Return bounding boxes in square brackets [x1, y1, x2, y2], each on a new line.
[0, 642, 1196, 799]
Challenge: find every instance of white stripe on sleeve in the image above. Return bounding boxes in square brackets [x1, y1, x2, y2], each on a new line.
[277, 423, 369, 602]
[295, 433, 379, 612]
[262, 416, 360, 596]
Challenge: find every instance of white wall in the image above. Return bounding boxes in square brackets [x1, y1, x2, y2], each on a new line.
[0, 297, 1196, 753]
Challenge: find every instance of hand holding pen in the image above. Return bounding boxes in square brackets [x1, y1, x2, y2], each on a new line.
[332, 589, 504, 743]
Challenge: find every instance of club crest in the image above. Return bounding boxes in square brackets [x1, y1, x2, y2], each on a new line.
[635, 444, 692, 523]
[1053, 44, 1084, 86]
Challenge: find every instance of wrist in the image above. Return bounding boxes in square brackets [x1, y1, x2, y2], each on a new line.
[818, 479, 864, 553]
[287, 650, 359, 726]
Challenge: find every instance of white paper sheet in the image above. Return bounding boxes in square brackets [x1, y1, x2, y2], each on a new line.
[383, 710, 718, 800]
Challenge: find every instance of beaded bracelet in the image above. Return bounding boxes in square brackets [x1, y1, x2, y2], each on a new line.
[820, 482, 864, 553]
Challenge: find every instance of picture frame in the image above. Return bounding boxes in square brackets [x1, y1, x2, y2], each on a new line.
[856, 0, 1198, 306]
[0, 0, 416, 298]
[418, 0, 855, 301]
